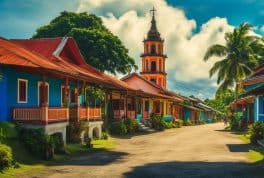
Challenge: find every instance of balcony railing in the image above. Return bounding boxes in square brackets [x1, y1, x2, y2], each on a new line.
[143, 111, 149, 119]
[113, 110, 125, 119]
[13, 107, 69, 125]
[127, 111, 136, 119]
[69, 107, 102, 122]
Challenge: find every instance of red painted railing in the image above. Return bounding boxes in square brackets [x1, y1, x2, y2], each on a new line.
[143, 111, 149, 119]
[113, 110, 125, 119]
[127, 111, 136, 119]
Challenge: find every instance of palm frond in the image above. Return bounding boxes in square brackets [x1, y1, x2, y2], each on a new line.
[203, 44, 227, 61]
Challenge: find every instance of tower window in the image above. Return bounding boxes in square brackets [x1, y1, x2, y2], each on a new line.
[151, 44, 156, 54]
[151, 61, 156, 72]
[146, 44, 149, 53]
[146, 60, 149, 71]
[158, 44, 162, 54]
[159, 59, 162, 71]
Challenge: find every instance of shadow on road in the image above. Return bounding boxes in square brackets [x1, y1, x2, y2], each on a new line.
[56, 150, 129, 166]
[123, 161, 264, 178]
[227, 144, 250, 152]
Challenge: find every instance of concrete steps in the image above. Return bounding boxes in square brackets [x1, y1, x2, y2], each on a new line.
[138, 121, 155, 132]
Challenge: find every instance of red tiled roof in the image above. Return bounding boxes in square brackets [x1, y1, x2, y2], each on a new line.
[0, 37, 70, 74]
[11, 37, 138, 91]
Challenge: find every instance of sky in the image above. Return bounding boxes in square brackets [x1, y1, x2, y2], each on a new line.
[0, 0, 263, 99]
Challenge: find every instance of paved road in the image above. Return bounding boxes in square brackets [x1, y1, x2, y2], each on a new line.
[30, 123, 263, 178]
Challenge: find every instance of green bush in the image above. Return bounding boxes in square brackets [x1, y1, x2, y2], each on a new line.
[124, 118, 139, 133]
[198, 119, 206, 125]
[17, 127, 55, 160]
[174, 119, 183, 128]
[249, 121, 264, 144]
[164, 122, 176, 129]
[101, 132, 109, 140]
[51, 133, 64, 154]
[229, 115, 239, 130]
[110, 121, 127, 135]
[0, 122, 17, 140]
[150, 115, 166, 131]
[183, 119, 193, 126]
[0, 144, 14, 170]
[67, 122, 82, 143]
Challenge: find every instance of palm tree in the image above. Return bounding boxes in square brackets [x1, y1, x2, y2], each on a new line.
[204, 22, 264, 109]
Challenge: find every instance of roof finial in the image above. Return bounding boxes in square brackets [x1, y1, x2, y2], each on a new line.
[150, 6, 156, 17]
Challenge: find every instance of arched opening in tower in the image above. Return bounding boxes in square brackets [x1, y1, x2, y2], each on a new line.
[151, 61, 156, 72]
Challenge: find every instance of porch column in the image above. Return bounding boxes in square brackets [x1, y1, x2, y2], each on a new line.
[125, 92, 128, 119]
[40, 78, 48, 124]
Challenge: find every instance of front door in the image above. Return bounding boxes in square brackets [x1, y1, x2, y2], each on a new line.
[38, 82, 49, 106]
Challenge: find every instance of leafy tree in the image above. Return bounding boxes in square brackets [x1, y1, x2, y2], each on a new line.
[33, 11, 137, 74]
[204, 23, 264, 106]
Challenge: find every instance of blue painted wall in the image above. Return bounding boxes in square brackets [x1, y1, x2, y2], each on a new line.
[0, 66, 67, 121]
[183, 108, 191, 120]
[200, 111, 205, 121]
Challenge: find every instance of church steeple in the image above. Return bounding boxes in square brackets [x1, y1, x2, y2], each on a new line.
[147, 7, 161, 41]
[140, 7, 167, 89]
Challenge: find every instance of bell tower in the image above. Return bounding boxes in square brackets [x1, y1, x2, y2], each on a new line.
[140, 7, 167, 88]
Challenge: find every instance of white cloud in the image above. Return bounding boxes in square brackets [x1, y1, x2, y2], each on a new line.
[77, 0, 235, 94]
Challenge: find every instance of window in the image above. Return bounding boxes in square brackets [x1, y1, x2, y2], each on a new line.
[17, 79, 28, 103]
[146, 60, 149, 71]
[151, 61, 156, 72]
[159, 59, 162, 71]
[151, 44, 156, 54]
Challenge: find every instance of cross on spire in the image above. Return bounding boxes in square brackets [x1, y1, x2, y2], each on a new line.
[150, 6, 156, 17]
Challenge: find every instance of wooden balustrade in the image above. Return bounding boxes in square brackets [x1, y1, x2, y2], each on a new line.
[113, 110, 125, 119]
[127, 111, 136, 119]
[13, 107, 69, 124]
[79, 107, 88, 120]
[143, 111, 149, 119]
[48, 107, 68, 122]
[13, 108, 42, 121]
[89, 107, 101, 121]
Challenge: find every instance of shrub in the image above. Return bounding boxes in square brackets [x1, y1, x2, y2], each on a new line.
[164, 122, 176, 129]
[249, 121, 264, 144]
[101, 132, 109, 140]
[150, 115, 166, 131]
[67, 122, 82, 143]
[17, 127, 55, 160]
[174, 119, 183, 128]
[124, 118, 139, 133]
[110, 121, 127, 135]
[229, 115, 239, 130]
[183, 119, 193, 126]
[0, 144, 14, 170]
[198, 119, 206, 125]
[51, 133, 65, 154]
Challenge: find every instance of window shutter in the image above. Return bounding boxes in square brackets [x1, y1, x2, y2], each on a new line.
[19, 80, 26, 102]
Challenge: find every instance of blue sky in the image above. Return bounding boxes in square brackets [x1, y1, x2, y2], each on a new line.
[0, 0, 263, 99]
